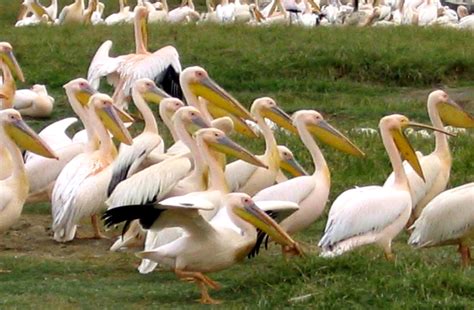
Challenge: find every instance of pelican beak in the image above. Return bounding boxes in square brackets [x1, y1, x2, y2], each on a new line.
[113, 106, 135, 123]
[209, 135, 267, 168]
[186, 115, 211, 134]
[75, 85, 98, 107]
[31, 1, 50, 20]
[280, 156, 308, 177]
[207, 104, 258, 138]
[96, 103, 134, 145]
[232, 201, 297, 248]
[308, 120, 365, 157]
[437, 98, 474, 128]
[394, 121, 454, 180]
[143, 85, 171, 104]
[261, 106, 298, 134]
[189, 77, 253, 120]
[1, 49, 25, 82]
[5, 119, 57, 159]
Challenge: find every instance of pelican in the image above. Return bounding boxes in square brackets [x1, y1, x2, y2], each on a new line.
[57, 0, 85, 24]
[254, 110, 364, 252]
[319, 114, 453, 260]
[409, 183, 474, 267]
[275, 145, 308, 183]
[13, 84, 54, 118]
[167, 0, 200, 23]
[103, 192, 300, 304]
[52, 93, 133, 242]
[225, 97, 296, 196]
[384, 90, 474, 224]
[104, 0, 133, 25]
[0, 109, 56, 238]
[87, 6, 183, 108]
[16, 0, 56, 25]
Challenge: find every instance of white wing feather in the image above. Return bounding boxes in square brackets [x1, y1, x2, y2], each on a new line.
[253, 176, 315, 204]
[87, 40, 124, 89]
[225, 159, 259, 192]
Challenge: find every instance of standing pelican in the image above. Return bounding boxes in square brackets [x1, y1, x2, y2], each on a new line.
[409, 183, 474, 267]
[319, 114, 453, 259]
[384, 90, 474, 224]
[52, 94, 133, 242]
[103, 193, 300, 304]
[0, 109, 56, 238]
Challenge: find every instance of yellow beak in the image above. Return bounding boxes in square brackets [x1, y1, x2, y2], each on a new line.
[142, 85, 171, 104]
[4, 119, 57, 159]
[1, 49, 25, 82]
[307, 120, 365, 157]
[186, 114, 211, 134]
[31, 0, 51, 20]
[261, 106, 298, 134]
[75, 85, 98, 107]
[189, 77, 253, 120]
[280, 156, 308, 177]
[113, 106, 135, 123]
[438, 98, 474, 128]
[96, 103, 134, 145]
[140, 10, 149, 52]
[207, 104, 258, 138]
[208, 135, 267, 168]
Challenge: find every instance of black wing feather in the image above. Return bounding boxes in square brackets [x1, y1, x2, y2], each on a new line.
[156, 65, 184, 101]
[247, 210, 278, 259]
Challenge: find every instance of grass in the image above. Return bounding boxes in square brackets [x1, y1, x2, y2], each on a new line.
[1, 0, 474, 308]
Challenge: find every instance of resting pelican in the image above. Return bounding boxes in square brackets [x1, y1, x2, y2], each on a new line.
[87, 6, 182, 108]
[0, 109, 56, 237]
[13, 84, 54, 118]
[275, 145, 308, 183]
[225, 97, 296, 196]
[52, 93, 133, 242]
[254, 110, 364, 249]
[105, 0, 133, 25]
[409, 183, 474, 267]
[16, 0, 56, 25]
[319, 114, 453, 260]
[57, 0, 85, 24]
[103, 192, 300, 304]
[384, 90, 474, 224]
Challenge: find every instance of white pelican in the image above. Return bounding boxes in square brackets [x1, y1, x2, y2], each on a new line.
[104, 0, 133, 25]
[167, 0, 200, 23]
[13, 84, 54, 118]
[0, 109, 56, 237]
[103, 192, 300, 304]
[16, 0, 56, 25]
[275, 145, 308, 183]
[87, 6, 183, 108]
[52, 93, 133, 242]
[225, 97, 296, 196]
[319, 114, 452, 260]
[409, 183, 474, 267]
[57, 0, 85, 24]
[384, 90, 474, 224]
[254, 110, 364, 251]
[216, 0, 236, 22]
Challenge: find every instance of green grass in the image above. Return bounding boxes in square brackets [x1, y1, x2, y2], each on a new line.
[1, 1, 474, 308]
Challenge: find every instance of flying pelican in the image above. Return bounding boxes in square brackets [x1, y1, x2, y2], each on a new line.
[87, 6, 183, 108]
[225, 97, 296, 196]
[0, 109, 56, 240]
[103, 192, 300, 304]
[52, 93, 133, 242]
[13, 84, 54, 118]
[253, 110, 364, 255]
[409, 182, 474, 267]
[384, 90, 474, 225]
[319, 114, 453, 260]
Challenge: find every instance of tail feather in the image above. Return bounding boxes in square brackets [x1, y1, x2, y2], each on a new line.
[102, 204, 164, 231]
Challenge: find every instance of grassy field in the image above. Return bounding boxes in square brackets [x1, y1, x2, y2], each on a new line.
[1, 1, 474, 308]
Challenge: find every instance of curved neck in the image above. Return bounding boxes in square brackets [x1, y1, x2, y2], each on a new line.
[66, 91, 97, 151]
[297, 122, 329, 177]
[0, 62, 15, 109]
[255, 112, 278, 166]
[381, 127, 408, 188]
[162, 112, 179, 141]
[0, 129, 25, 179]
[427, 102, 450, 159]
[174, 119, 206, 179]
[134, 14, 147, 54]
[198, 140, 228, 192]
[132, 88, 158, 134]
[87, 108, 117, 157]
[226, 205, 257, 240]
[119, 0, 124, 11]
[162, 0, 169, 12]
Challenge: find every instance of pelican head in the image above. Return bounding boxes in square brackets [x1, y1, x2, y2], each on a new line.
[173, 106, 211, 134]
[293, 110, 365, 157]
[0, 42, 25, 82]
[277, 145, 308, 177]
[227, 193, 298, 249]
[0, 109, 57, 159]
[160, 98, 186, 122]
[195, 128, 268, 168]
[63, 78, 98, 107]
[428, 90, 474, 128]
[180, 66, 253, 120]
[133, 78, 170, 104]
[251, 97, 297, 133]
[89, 94, 134, 145]
[380, 114, 454, 180]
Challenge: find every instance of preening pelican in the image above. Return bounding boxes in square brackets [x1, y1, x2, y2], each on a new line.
[103, 192, 300, 304]
[13, 84, 54, 118]
[319, 114, 453, 260]
[225, 97, 296, 196]
[384, 90, 474, 224]
[0, 109, 56, 237]
[52, 93, 133, 242]
[409, 183, 474, 267]
[254, 110, 364, 249]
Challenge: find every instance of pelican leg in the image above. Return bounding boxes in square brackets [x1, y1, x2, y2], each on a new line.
[91, 214, 109, 239]
[383, 242, 395, 261]
[458, 244, 471, 268]
[175, 269, 222, 304]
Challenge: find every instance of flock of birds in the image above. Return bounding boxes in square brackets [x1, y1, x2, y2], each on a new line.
[1, 3, 474, 305]
[14, 0, 474, 28]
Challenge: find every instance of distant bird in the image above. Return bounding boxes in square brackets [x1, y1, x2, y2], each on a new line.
[13, 84, 54, 118]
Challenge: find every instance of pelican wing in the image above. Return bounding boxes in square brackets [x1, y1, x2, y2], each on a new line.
[253, 176, 315, 205]
[87, 40, 124, 89]
[225, 159, 259, 192]
[106, 156, 192, 208]
[0, 185, 13, 212]
[319, 187, 410, 251]
[409, 183, 474, 247]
